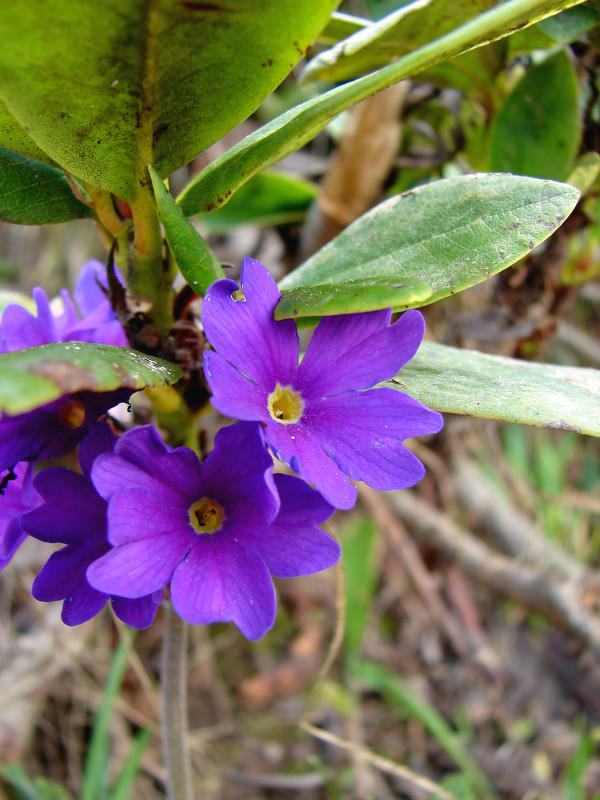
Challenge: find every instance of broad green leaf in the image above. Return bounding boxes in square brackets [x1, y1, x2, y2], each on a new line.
[388, 342, 600, 437]
[148, 165, 223, 295]
[489, 51, 580, 181]
[0, 0, 338, 200]
[196, 170, 318, 232]
[0, 147, 93, 225]
[0, 100, 59, 167]
[178, 0, 587, 216]
[341, 516, 378, 658]
[538, 4, 600, 39]
[276, 174, 579, 315]
[0, 343, 182, 416]
[275, 278, 431, 319]
[302, 0, 492, 84]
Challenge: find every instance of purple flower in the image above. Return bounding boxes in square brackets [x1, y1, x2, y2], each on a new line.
[0, 462, 41, 571]
[86, 422, 339, 640]
[0, 260, 132, 472]
[0, 259, 127, 353]
[202, 258, 444, 510]
[0, 388, 133, 473]
[20, 423, 161, 628]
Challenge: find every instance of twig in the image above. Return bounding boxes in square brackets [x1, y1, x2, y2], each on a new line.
[300, 721, 458, 800]
[359, 484, 471, 657]
[385, 490, 600, 653]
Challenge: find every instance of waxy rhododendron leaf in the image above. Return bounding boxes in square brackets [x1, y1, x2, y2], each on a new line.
[301, 0, 490, 84]
[275, 277, 432, 319]
[0, 147, 93, 225]
[489, 51, 580, 181]
[0, 100, 59, 167]
[0, 0, 338, 199]
[0, 343, 182, 416]
[389, 342, 600, 437]
[149, 165, 224, 295]
[177, 0, 587, 216]
[277, 175, 579, 312]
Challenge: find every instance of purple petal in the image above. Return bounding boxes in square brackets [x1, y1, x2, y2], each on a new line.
[230, 474, 339, 578]
[61, 583, 109, 626]
[33, 543, 105, 601]
[22, 469, 106, 544]
[105, 487, 188, 545]
[203, 351, 270, 422]
[0, 301, 49, 351]
[94, 425, 202, 501]
[202, 258, 299, 388]
[111, 593, 161, 629]
[310, 387, 443, 491]
[78, 422, 117, 476]
[296, 309, 425, 397]
[200, 422, 279, 523]
[86, 536, 191, 597]
[266, 423, 357, 510]
[73, 259, 111, 316]
[170, 537, 276, 640]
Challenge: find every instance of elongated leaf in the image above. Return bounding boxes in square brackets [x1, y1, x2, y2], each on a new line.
[197, 170, 318, 231]
[342, 517, 378, 658]
[276, 277, 431, 318]
[489, 51, 580, 181]
[149, 165, 223, 295]
[0, 100, 59, 167]
[303, 0, 492, 84]
[389, 342, 600, 437]
[317, 11, 367, 45]
[0, 0, 338, 200]
[276, 175, 579, 316]
[0, 343, 182, 416]
[178, 0, 587, 216]
[0, 147, 93, 224]
[0, 764, 71, 800]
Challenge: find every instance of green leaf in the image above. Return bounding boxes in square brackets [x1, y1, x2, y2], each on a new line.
[196, 170, 318, 232]
[0, 0, 338, 200]
[0, 764, 71, 800]
[341, 516, 378, 658]
[276, 174, 579, 315]
[0, 100, 59, 167]
[538, 4, 600, 40]
[148, 165, 223, 295]
[275, 278, 432, 319]
[177, 0, 588, 216]
[388, 342, 600, 437]
[489, 51, 580, 181]
[301, 0, 492, 84]
[0, 343, 182, 416]
[0, 147, 93, 225]
[317, 11, 368, 45]
[567, 152, 600, 194]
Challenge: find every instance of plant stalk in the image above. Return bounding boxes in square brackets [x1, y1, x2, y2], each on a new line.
[161, 602, 194, 800]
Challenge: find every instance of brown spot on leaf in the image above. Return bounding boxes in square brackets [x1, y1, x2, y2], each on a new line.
[31, 362, 96, 394]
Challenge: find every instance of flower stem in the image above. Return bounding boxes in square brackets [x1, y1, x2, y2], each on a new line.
[161, 602, 194, 800]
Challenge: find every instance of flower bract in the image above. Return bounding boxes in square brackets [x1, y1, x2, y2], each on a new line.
[87, 421, 339, 640]
[20, 423, 161, 628]
[202, 258, 444, 509]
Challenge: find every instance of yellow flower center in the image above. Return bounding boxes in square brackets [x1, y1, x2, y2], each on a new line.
[59, 399, 86, 429]
[188, 497, 225, 535]
[267, 383, 304, 425]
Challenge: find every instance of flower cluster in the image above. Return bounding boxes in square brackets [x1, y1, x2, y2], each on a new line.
[1, 257, 442, 640]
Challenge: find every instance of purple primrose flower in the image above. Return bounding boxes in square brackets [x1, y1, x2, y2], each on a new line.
[202, 258, 444, 510]
[0, 260, 132, 472]
[20, 423, 161, 628]
[0, 462, 40, 571]
[86, 421, 339, 640]
[0, 259, 127, 353]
